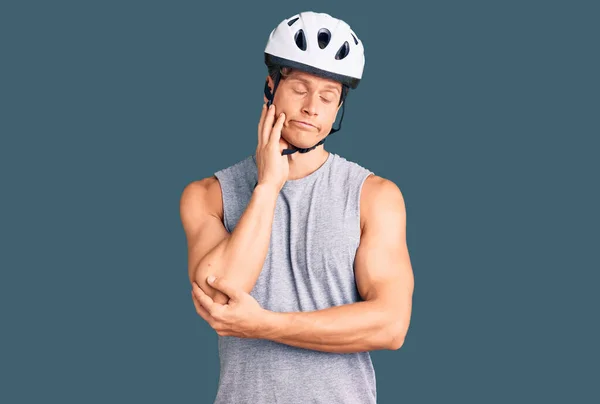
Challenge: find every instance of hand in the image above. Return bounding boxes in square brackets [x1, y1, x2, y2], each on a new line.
[191, 276, 268, 339]
[256, 103, 290, 193]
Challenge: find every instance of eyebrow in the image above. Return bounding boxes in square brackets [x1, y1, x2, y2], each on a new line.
[288, 76, 341, 95]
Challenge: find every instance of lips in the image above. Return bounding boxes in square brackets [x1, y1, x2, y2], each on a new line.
[290, 120, 317, 129]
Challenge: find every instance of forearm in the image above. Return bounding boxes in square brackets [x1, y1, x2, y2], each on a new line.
[193, 184, 279, 303]
[259, 300, 397, 353]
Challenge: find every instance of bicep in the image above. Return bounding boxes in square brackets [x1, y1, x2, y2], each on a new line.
[180, 178, 230, 285]
[354, 178, 414, 328]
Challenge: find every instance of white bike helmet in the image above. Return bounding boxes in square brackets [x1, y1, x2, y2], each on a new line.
[263, 11, 365, 155]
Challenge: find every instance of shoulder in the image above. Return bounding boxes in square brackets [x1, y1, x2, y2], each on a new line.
[180, 176, 222, 202]
[180, 176, 224, 222]
[360, 174, 406, 232]
[214, 155, 256, 178]
[180, 154, 253, 216]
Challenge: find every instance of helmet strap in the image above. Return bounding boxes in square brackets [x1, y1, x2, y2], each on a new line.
[264, 73, 281, 107]
[263, 69, 348, 156]
[282, 101, 346, 156]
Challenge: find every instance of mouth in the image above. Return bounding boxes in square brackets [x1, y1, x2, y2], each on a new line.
[290, 120, 318, 130]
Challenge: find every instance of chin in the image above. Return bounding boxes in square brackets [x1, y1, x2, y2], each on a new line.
[283, 129, 321, 146]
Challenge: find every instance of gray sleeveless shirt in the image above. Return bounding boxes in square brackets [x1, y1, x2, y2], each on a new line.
[212, 151, 376, 404]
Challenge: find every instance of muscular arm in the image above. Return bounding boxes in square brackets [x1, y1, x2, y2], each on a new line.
[183, 103, 287, 308]
[180, 178, 279, 305]
[257, 176, 414, 353]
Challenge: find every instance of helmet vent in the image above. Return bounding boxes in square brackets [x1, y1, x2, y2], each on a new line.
[317, 28, 331, 49]
[335, 41, 350, 60]
[294, 29, 307, 51]
[351, 32, 358, 45]
[287, 16, 300, 26]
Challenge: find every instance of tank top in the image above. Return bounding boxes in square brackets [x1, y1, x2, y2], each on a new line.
[212, 151, 376, 404]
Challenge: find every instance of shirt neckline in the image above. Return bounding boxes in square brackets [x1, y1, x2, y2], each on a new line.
[251, 152, 334, 190]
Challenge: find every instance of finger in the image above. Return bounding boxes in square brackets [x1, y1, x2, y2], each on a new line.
[261, 104, 276, 144]
[207, 276, 239, 301]
[192, 282, 216, 314]
[269, 112, 286, 146]
[191, 291, 214, 323]
[194, 292, 225, 325]
[279, 134, 290, 154]
[257, 103, 267, 146]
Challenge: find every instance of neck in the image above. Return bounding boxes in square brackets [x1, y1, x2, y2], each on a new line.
[286, 146, 330, 181]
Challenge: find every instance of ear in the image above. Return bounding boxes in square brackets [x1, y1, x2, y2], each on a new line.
[264, 75, 274, 104]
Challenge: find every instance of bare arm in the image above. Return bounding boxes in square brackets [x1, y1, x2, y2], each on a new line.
[180, 178, 279, 305]
[181, 103, 288, 306]
[256, 176, 414, 353]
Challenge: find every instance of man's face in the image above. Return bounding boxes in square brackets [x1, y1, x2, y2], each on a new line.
[266, 69, 343, 149]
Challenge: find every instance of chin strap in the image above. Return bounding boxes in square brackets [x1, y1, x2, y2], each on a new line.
[264, 78, 347, 156]
[281, 102, 345, 155]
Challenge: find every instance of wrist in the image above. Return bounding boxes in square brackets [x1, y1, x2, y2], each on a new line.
[254, 182, 281, 197]
[257, 309, 284, 340]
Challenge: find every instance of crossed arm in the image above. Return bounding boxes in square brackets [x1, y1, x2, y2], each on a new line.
[192, 176, 414, 353]
[259, 177, 413, 352]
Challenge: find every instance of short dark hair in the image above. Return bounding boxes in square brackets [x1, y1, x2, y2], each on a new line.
[267, 65, 349, 105]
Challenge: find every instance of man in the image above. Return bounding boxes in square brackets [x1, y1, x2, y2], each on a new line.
[180, 11, 414, 404]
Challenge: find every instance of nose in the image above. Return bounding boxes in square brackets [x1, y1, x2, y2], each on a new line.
[302, 93, 319, 116]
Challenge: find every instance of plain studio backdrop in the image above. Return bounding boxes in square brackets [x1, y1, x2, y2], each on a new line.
[1, 1, 598, 403]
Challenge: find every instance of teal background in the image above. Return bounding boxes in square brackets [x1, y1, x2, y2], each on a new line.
[1, 0, 598, 403]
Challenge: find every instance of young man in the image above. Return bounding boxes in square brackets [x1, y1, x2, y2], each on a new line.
[180, 11, 414, 404]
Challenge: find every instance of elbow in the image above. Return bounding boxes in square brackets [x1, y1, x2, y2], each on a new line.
[388, 332, 405, 350]
[192, 265, 214, 290]
[192, 261, 213, 285]
[193, 253, 226, 286]
[384, 321, 407, 351]
[192, 264, 230, 305]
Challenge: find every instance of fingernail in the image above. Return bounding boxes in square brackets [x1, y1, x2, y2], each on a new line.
[207, 275, 216, 283]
